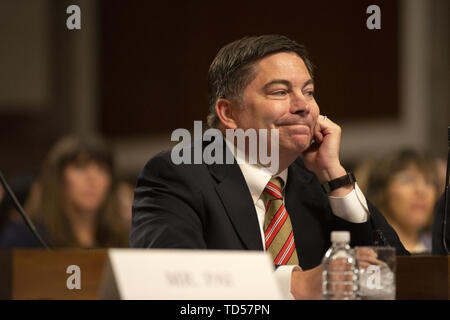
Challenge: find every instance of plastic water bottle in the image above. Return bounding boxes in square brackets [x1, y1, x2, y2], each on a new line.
[322, 231, 359, 300]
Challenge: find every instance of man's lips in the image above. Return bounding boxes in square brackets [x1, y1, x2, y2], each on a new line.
[278, 121, 311, 127]
[279, 122, 311, 130]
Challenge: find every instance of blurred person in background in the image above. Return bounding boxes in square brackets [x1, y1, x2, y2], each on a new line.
[0, 174, 36, 235]
[364, 149, 439, 253]
[0, 135, 129, 248]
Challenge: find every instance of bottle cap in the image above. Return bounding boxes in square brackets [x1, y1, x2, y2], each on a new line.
[331, 231, 350, 243]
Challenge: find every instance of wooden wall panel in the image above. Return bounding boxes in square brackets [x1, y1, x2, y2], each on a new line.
[100, 0, 399, 137]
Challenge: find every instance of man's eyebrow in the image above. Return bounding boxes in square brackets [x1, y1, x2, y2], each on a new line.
[262, 79, 291, 91]
[262, 78, 314, 91]
[302, 78, 314, 89]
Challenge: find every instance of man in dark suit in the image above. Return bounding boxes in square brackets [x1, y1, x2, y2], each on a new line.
[131, 35, 408, 299]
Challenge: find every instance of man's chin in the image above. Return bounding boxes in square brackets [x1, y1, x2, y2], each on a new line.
[280, 139, 310, 157]
[292, 135, 311, 150]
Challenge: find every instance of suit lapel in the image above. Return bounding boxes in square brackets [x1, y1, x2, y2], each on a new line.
[285, 158, 329, 269]
[285, 159, 316, 249]
[207, 149, 263, 251]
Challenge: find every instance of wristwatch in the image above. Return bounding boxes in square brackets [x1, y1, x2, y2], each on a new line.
[321, 172, 356, 193]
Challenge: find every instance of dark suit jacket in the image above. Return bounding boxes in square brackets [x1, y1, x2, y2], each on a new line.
[432, 193, 449, 254]
[131, 142, 408, 270]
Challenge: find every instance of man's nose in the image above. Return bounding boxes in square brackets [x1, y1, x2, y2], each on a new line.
[290, 91, 310, 115]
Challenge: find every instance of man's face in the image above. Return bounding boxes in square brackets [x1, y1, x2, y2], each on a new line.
[233, 52, 320, 158]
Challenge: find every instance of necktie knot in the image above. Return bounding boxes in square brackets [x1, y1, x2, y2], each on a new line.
[264, 177, 283, 200]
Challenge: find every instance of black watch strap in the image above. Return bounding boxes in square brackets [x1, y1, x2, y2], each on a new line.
[321, 172, 356, 193]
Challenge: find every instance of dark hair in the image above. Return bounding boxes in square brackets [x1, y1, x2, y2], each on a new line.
[207, 35, 314, 128]
[45, 135, 114, 177]
[35, 135, 128, 248]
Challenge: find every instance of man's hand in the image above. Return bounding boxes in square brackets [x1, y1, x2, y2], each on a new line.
[290, 250, 383, 300]
[302, 115, 353, 197]
[290, 265, 323, 300]
[356, 247, 384, 269]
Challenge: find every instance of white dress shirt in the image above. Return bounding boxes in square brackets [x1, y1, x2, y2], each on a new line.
[224, 138, 370, 299]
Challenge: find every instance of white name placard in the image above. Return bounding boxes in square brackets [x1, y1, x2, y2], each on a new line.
[98, 249, 282, 300]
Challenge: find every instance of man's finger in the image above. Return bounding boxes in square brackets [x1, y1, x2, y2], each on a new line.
[356, 247, 385, 268]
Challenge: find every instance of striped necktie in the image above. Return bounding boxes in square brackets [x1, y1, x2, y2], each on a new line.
[262, 177, 299, 265]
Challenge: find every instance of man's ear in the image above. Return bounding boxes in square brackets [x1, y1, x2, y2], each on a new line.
[216, 98, 238, 129]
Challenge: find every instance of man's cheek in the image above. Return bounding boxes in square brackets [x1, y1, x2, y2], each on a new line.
[311, 104, 320, 118]
[311, 115, 319, 132]
[313, 111, 320, 121]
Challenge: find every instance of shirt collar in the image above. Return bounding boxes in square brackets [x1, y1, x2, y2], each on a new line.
[225, 137, 288, 204]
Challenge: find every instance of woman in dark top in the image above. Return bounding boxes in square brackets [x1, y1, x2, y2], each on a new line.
[0, 135, 129, 248]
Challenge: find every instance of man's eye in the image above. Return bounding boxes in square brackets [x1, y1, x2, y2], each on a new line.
[305, 91, 315, 97]
[272, 90, 287, 96]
